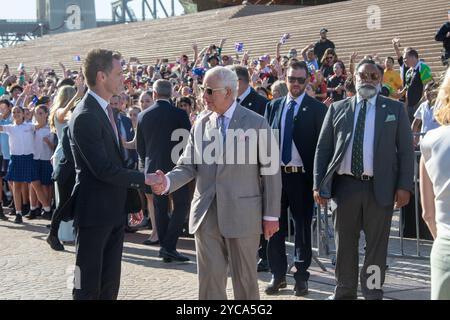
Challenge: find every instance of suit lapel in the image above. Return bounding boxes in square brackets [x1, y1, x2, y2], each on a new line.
[344, 96, 357, 145]
[374, 95, 388, 154]
[87, 94, 123, 158]
[241, 88, 253, 107]
[202, 111, 221, 165]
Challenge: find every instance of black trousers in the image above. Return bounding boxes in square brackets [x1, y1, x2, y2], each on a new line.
[73, 223, 125, 300]
[268, 171, 314, 282]
[258, 235, 268, 261]
[153, 184, 190, 251]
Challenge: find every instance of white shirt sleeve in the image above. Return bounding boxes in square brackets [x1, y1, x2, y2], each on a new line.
[414, 103, 425, 119]
[263, 216, 279, 221]
[162, 175, 171, 195]
[1, 124, 13, 135]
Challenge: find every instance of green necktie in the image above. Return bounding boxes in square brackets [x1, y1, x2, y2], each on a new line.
[351, 99, 367, 178]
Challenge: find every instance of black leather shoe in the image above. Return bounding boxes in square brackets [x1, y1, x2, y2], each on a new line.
[41, 210, 52, 220]
[26, 209, 39, 220]
[124, 226, 137, 233]
[0, 211, 8, 221]
[257, 259, 270, 272]
[265, 277, 287, 295]
[14, 214, 23, 224]
[294, 281, 308, 296]
[159, 247, 190, 262]
[143, 239, 159, 246]
[46, 234, 65, 251]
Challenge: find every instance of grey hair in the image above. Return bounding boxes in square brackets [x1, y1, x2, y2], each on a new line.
[153, 79, 172, 98]
[271, 80, 289, 97]
[205, 66, 238, 98]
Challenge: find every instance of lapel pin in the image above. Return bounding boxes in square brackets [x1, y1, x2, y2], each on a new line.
[248, 103, 252, 106]
[382, 104, 386, 109]
[302, 107, 307, 111]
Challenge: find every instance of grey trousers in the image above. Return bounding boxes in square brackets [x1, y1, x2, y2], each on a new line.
[331, 175, 393, 300]
[194, 199, 260, 300]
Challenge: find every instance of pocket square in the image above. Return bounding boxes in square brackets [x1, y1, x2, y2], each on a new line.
[385, 114, 396, 122]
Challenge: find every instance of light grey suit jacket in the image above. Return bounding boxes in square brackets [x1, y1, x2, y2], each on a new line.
[313, 95, 414, 207]
[166, 104, 282, 238]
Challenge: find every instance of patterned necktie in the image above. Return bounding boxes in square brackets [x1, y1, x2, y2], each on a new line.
[282, 100, 297, 165]
[106, 104, 119, 146]
[351, 99, 368, 177]
[217, 114, 226, 142]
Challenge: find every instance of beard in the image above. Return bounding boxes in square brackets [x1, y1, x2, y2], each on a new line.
[356, 83, 380, 99]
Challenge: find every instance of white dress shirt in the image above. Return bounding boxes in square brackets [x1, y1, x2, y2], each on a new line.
[237, 86, 251, 103]
[216, 100, 237, 130]
[280, 93, 305, 167]
[33, 125, 54, 160]
[2, 123, 36, 156]
[165, 100, 277, 221]
[88, 89, 109, 117]
[337, 94, 377, 177]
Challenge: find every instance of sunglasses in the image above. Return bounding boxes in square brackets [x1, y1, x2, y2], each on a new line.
[287, 76, 307, 84]
[199, 86, 225, 95]
[357, 72, 380, 81]
[326, 56, 334, 60]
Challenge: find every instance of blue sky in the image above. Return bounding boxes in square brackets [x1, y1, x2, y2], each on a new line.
[0, 0, 184, 20]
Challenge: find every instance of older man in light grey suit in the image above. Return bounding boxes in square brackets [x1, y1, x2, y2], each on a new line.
[313, 59, 414, 300]
[151, 66, 282, 300]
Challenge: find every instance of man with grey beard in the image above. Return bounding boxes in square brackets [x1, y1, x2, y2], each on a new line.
[313, 59, 414, 300]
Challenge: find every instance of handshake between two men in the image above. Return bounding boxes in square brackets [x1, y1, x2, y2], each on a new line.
[143, 170, 280, 240]
[144, 170, 168, 195]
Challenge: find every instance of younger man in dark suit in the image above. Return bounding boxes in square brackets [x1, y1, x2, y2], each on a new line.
[68, 49, 154, 300]
[265, 61, 327, 296]
[231, 65, 269, 116]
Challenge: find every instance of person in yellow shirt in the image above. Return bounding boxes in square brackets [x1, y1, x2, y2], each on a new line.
[383, 57, 403, 98]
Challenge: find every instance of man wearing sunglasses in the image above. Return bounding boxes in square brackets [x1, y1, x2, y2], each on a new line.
[314, 28, 335, 68]
[264, 61, 327, 297]
[313, 59, 414, 300]
[150, 66, 281, 300]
